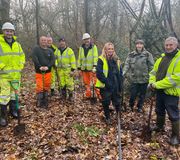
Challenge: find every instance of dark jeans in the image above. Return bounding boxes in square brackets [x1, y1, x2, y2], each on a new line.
[129, 83, 148, 110]
[156, 91, 179, 122]
[100, 88, 121, 119]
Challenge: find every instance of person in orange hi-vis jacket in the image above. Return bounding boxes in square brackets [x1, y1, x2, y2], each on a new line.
[77, 33, 100, 100]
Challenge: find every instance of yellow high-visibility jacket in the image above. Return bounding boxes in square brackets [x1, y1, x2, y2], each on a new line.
[149, 50, 180, 96]
[0, 35, 25, 80]
[56, 47, 76, 70]
[77, 45, 98, 71]
[50, 44, 59, 66]
[95, 55, 108, 88]
[96, 55, 121, 88]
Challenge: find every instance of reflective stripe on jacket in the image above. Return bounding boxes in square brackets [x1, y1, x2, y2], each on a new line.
[0, 35, 25, 80]
[149, 50, 180, 96]
[57, 47, 76, 69]
[77, 45, 98, 71]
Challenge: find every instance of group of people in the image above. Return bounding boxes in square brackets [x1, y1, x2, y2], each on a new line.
[31, 33, 100, 108]
[0, 22, 179, 146]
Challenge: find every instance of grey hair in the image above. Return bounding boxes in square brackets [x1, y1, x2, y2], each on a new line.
[165, 37, 178, 45]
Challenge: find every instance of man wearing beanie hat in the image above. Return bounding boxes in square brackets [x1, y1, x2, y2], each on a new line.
[123, 39, 154, 112]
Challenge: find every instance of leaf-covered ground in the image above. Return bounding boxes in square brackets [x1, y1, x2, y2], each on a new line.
[0, 61, 179, 160]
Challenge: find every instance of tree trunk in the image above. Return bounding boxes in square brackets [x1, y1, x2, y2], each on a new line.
[0, 0, 10, 33]
[111, 0, 118, 44]
[35, 0, 39, 44]
[84, 0, 90, 33]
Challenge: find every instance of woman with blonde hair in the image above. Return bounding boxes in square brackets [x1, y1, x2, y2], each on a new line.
[96, 42, 123, 125]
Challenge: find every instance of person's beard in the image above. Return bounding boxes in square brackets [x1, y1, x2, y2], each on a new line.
[4, 36, 13, 43]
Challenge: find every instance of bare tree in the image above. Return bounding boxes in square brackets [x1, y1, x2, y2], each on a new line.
[0, 0, 10, 33]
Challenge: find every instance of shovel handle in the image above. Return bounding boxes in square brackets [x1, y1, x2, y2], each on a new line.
[10, 81, 20, 110]
[117, 111, 122, 160]
[10, 81, 21, 125]
[147, 96, 155, 128]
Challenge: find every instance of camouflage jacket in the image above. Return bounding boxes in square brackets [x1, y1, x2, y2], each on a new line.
[123, 49, 154, 83]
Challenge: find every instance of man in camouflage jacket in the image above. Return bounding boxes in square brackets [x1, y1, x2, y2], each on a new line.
[123, 39, 154, 112]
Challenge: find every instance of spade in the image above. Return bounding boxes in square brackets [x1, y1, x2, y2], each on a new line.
[10, 80, 25, 136]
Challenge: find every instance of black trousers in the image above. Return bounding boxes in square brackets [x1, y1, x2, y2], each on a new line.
[100, 88, 121, 119]
[156, 91, 179, 122]
[129, 83, 148, 110]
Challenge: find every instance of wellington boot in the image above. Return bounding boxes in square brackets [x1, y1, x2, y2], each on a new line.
[0, 105, 8, 127]
[105, 118, 112, 125]
[170, 121, 179, 146]
[51, 89, 55, 96]
[68, 91, 73, 102]
[61, 88, 67, 100]
[9, 100, 18, 119]
[42, 91, 48, 108]
[36, 92, 43, 107]
[151, 116, 165, 132]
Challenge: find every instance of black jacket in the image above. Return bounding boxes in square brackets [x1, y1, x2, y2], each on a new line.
[32, 46, 55, 73]
[96, 58, 123, 93]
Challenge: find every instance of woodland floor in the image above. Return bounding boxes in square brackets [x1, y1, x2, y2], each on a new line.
[0, 61, 179, 160]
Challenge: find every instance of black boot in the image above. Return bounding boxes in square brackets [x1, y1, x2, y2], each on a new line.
[37, 92, 44, 107]
[68, 90, 73, 101]
[129, 97, 135, 112]
[9, 100, 18, 119]
[170, 121, 179, 146]
[61, 87, 67, 100]
[43, 91, 48, 108]
[151, 116, 165, 132]
[51, 89, 55, 96]
[103, 105, 111, 125]
[137, 108, 143, 113]
[114, 105, 120, 113]
[129, 105, 133, 112]
[0, 105, 8, 127]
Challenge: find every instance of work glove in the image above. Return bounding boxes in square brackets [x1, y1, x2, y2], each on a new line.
[74, 70, 80, 78]
[78, 70, 82, 77]
[70, 70, 79, 78]
[70, 71, 75, 77]
[147, 83, 156, 92]
[92, 66, 96, 73]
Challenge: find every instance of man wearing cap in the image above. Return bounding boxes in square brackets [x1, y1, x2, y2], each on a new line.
[46, 36, 59, 96]
[0, 22, 25, 126]
[77, 33, 100, 99]
[123, 39, 154, 112]
[56, 37, 76, 101]
[149, 37, 180, 145]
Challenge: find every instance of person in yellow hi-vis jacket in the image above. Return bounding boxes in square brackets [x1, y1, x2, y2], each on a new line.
[96, 42, 122, 125]
[47, 36, 59, 96]
[0, 22, 25, 127]
[149, 37, 180, 146]
[77, 33, 100, 100]
[56, 37, 76, 101]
